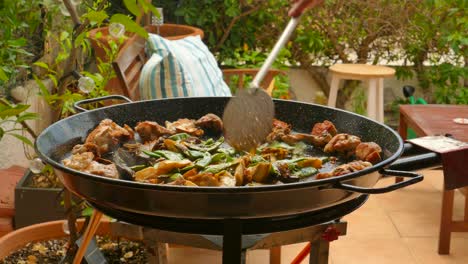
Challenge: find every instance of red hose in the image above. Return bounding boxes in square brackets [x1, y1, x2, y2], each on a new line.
[290, 242, 311, 264]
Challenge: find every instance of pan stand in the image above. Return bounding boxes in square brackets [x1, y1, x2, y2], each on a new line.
[73, 209, 347, 264]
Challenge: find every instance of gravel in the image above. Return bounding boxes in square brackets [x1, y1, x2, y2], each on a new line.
[0, 236, 148, 264]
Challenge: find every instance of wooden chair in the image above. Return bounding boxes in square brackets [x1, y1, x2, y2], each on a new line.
[111, 34, 147, 101]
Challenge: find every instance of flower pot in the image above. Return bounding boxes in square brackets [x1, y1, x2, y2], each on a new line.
[14, 170, 68, 229]
[0, 219, 111, 260]
[87, 23, 204, 62]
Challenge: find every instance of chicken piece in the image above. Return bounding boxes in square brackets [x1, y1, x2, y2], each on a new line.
[195, 113, 223, 134]
[85, 119, 133, 154]
[165, 118, 204, 137]
[324, 133, 361, 157]
[311, 120, 337, 137]
[355, 142, 382, 164]
[167, 177, 198, 186]
[217, 171, 236, 187]
[63, 152, 94, 170]
[261, 147, 289, 160]
[86, 161, 119, 179]
[63, 152, 118, 178]
[234, 158, 246, 186]
[316, 160, 372, 179]
[281, 133, 332, 147]
[266, 119, 292, 142]
[71, 143, 100, 156]
[245, 162, 271, 183]
[135, 121, 174, 142]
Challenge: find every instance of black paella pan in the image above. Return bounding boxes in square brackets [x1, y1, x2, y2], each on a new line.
[35, 95, 438, 220]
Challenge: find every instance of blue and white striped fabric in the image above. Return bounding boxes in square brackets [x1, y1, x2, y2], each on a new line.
[139, 34, 231, 99]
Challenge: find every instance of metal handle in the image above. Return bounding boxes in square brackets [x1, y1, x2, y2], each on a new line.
[250, 16, 301, 89]
[332, 169, 423, 194]
[73, 95, 132, 112]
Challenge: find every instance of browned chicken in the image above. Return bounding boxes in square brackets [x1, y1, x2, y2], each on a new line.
[85, 119, 134, 154]
[63, 152, 119, 178]
[281, 133, 332, 147]
[311, 120, 337, 137]
[165, 118, 204, 137]
[266, 119, 292, 142]
[355, 142, 382, 164]
[195, 113, 223, 133]
[135, 121, 174, 142]
[316, 160, 372, 179]
[71, 143, 100, 156]
[324, 133, 361, 157]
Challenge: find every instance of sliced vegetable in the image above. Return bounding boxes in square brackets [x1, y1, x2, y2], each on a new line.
[203, 161, 236, 174]
[187, 137, 224, 152]
[195, 152, 212, 168]
[293, 167, 318, 178]
[169, 133, 191, 141]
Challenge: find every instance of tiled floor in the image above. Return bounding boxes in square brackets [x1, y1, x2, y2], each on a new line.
[168, 169, 468, 263]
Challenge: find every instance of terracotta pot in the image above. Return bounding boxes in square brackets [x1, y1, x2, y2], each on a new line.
[0, 219, 112, 259]
[88, 23, 204, 62]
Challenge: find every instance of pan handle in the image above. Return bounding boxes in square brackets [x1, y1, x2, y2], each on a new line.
[74, 95, 133, 112]
[332, 169, 423, 194]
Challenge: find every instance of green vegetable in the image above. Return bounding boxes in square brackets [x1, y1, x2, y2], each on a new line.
[268, 141, 295, 150]
[185, 149, 205, 159]
[169, 173, 184, 181]
[169, 133, 191, 141]
[130, 164, 147, 172]
[195, 152, 212, 168]
[188, 137, 224, 152]
[203, 162, 236, 174]
[293, 167, 318, 178]
[152, 150, 184, 161]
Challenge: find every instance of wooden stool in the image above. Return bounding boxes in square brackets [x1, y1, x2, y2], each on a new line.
[328, 64, 395, 122]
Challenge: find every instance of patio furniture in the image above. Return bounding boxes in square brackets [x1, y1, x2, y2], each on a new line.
[328, 64, 395, 122]
[398, 104, 468, 254]
[112, 33, 284, 101]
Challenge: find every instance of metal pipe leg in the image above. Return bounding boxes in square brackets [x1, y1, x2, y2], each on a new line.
[223, 219, 243, 264]
[309, 239, 329, 264]
[73, 209, 103, 264]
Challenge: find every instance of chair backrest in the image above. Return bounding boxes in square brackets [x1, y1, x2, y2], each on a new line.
[111, 34, 148, 101]
[222, 68, 286, 96]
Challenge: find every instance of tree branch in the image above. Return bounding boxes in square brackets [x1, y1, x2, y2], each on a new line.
[214, 6, 261, 53]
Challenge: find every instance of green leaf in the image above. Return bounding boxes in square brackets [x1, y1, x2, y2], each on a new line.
[0, 104, 30, 119]
[110, 14, 148, 39]
[8, 38, 27, 47]
[0, 68, 8, 81]
[81, 206, 94, 217]
[16, 112, 39, 122]
[124, 0, 141, 17]
[10, 133, 33, 146]
[138, 0, 160, 18]
[0, 128, 4, 141]
[33, 61, 49, 70]
[83, 10, 108, 24]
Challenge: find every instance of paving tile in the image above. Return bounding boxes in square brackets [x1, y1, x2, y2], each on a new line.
[341, 197, 400, 239]
[403, 237, 468, 264]
[330, 237, 417, 264]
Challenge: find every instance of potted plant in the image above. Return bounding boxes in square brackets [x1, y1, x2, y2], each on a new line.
[0, 219, 151, 263]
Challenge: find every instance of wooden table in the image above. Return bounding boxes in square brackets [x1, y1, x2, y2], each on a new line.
[398, 104, 468, 254]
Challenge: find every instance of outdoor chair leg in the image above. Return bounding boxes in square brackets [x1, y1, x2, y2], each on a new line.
[73, 209, 103, 264]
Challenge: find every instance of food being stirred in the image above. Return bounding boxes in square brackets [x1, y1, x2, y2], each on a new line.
[62, 115, 383, 187]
